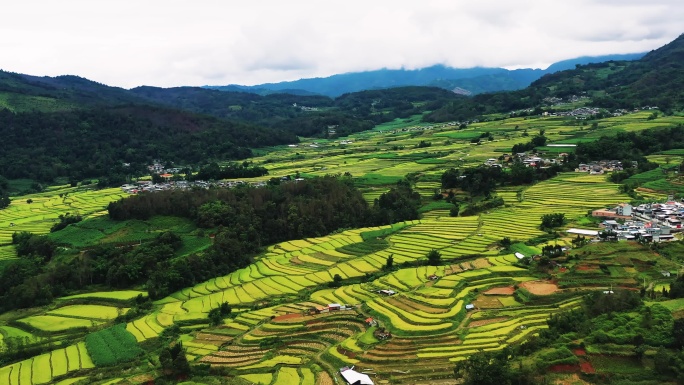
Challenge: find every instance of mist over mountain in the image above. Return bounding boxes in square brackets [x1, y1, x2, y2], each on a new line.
[206, 53, 645, 97]
[424, 34, 684, 122]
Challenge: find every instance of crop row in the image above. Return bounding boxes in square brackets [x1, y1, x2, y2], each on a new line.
[85, 323, 143, 366]
[0, 342, 94, 385]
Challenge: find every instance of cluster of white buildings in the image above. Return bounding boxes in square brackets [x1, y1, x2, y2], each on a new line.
[543, 106, 600, 119]
[146, 160, 183, 175]
[576, 160, 625, 174]
[600, 218, 675, 242]
[581, 201, 684, 242]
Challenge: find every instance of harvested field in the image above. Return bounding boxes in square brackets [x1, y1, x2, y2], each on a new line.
[467, 317, 509, 328]
[521, 281, 559, 295]
[470, 258, 492, 269]
[316, 371, 334, 385]
[472, 296, 502, 309]
[272, 313, 303, 322]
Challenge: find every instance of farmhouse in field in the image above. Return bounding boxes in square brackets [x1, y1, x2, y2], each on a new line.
[340, 367, 374, 385]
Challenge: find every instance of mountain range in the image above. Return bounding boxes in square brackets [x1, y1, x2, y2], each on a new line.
[0, 34, 682, 185]
[205, 53, 645, 97]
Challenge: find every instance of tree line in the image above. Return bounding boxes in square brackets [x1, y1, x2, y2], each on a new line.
[441, 163, 562, 197]
[0, 176, 423, 310]
[191, 162, 268, 181]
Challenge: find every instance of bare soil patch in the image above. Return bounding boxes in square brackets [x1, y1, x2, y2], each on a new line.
[484, 286, 515, 295]
[520, 280, 560, 295]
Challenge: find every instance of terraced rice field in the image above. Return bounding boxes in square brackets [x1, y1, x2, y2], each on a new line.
[135, 167, 612, 379]
[0, 188, 127, 255]
[17, 315, 102, 333]
[20, 173, 621, 380]
[0, 111, 667, 383]
[187, 248, 580, 383]
[59, 290, 147, 302]
[47, 305, 129, 321]
[0, 342, 94, 385]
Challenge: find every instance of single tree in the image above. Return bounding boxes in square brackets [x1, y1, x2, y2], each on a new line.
[674, 319, 684, 349]
[329, 273, 343, 288]
[385, 254, 394, 270]
[449, 204, 460, 217]
[499, 237, 512, 250]
[427, 249, 442, 266]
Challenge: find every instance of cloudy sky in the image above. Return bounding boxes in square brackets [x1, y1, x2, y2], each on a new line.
[2, 0, 682, 89]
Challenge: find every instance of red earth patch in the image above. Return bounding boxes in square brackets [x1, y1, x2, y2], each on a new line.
[573, 348, 587, 356]
[580, 361, 595, 374]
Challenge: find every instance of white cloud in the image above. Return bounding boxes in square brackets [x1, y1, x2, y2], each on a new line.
[0, 0, 682, 88]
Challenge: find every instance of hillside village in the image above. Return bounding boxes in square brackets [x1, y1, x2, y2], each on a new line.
[565, 200, 684, 243]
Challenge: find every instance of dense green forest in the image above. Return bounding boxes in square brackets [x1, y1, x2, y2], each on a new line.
[0, 106, 295, 183]
[131, 85, 461, 137]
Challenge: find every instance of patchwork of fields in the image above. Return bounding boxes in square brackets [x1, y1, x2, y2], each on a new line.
[0, 168, 635, 384]
[0, 187, 127, 259]
[0, 110, 681, 383]
[102, 173, 627, 383]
